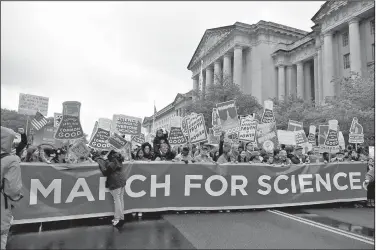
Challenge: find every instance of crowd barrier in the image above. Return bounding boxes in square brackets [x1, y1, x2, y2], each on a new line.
[13, 161, 367, 224]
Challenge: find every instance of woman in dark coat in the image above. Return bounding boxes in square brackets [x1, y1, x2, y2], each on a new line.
[95, 150, 127, 228]
[141, 142, 154, 160]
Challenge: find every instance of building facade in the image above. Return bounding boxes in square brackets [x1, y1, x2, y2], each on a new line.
[188, 1, 375, 104]
[142, 91, 192, 135]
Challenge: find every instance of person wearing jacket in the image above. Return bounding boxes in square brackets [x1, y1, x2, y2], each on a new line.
[153, 143, 175, 161]
[173, 146, 194, 163]
[194, 144, 215, 163]
[1, 127, 23, 250]
[237, 150, 248, 163]
[363, 161, 375, 207]
[141, 142, 154, 160]
[15, 128, 27, 157]
[153, 129, 170, 155]
[94, 150, 127, 228]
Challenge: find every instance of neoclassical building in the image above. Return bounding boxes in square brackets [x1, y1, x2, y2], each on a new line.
[188, 1, 375, 104]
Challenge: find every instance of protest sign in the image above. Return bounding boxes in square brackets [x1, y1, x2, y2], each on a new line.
[88, 118, 112, 150]
[169, 127, 187, 145]
[212, 108, 221, 126]
[216, 100, 240, 133]
[131, 133, 145, 145]
[89, 121, 98, 142]
[187, 113, 208, 144]
[181, 115, 190, 136]
[212, 125, 222, 136]
[18, 93, 49, 116]
[294, 130, 311, 154]
[324, 120, 340, 153]
[277, 130, 296, 145]
[112, 114, 142, 136]
[55, 101, 84, 140]
[32, 124, 63, 148]
[349, 117, 364, 144]
[287, 120, 303, 131]
[70, 140, 90, 158]
[208, 128, 220, 145]
[307, 125, 316, 146]
[261, 100, 275, 123]
[13, 162, 367, 224]
[369, 146, 375, 159]
[319, 125, 329, 146]
[256, 122, 278, 152]
[108, 133, 128, 150]
[54, 113, 63, 128]
[238, 115, 257, 142]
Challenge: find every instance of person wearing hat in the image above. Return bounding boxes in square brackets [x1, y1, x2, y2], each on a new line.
[331, 150, 345, 162]
[244, 142, 255, 162]
[290, 146, 309, 164]
[194, 144, 215, 163]
[173, 146, 194, 163]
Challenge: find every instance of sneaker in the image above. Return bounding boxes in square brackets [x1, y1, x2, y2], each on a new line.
[112, 219, 120, 226]
[115, 220, 125, 228]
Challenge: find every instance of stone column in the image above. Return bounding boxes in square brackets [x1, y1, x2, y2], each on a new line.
[233, 45, 243, 88]
[214, 60, 222, 85]
[192, 76, 199, 101]
[286, 65, 295, 98]
[304, 62, 312, 102]
[323, 32, 335, 98]
[277, 65, 285, 100]
[296, 62, 304, 99]
[205, 66, 214, 93]
[223, 53, 232, 84]
[314, 54, 319, 104]
[349, 17, 362, 76]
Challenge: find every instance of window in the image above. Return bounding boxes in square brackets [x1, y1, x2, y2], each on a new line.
[371, 19, 375, 35]
[343, 53, 350, 69]
[342, 32, 349, 47]
[372, 43, 375, 61]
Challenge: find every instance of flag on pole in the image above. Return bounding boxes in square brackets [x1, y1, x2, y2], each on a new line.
[31, 111, 48, 131]
[199, 60, 204, 95]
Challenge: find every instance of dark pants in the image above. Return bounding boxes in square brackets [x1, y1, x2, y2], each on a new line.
[367, 181, 375, 200]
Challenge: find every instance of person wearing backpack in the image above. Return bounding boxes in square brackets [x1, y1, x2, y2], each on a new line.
[1, 127, 23, 250]
[93, 150, 127, 228]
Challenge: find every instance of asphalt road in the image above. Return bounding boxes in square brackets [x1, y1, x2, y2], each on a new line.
[6, 207, 375, 249]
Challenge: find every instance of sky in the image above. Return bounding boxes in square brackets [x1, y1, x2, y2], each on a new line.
[1, 1, 325, 135]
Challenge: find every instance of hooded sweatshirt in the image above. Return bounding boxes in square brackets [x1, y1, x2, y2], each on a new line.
[1, 126, 23, 232]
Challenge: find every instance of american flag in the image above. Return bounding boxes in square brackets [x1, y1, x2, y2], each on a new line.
[31, 111, 48, 131]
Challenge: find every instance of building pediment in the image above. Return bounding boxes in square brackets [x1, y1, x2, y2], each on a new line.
[312, 1, 349, 24]
[187, 25, 235, 70]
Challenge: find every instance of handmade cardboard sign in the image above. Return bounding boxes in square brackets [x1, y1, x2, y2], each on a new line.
[89, 121, 98, 142]
[212, 125, 222, 136]
[308, 125, 316, 146]
[287, 120, 303, 131]
[349, 117, 364, 144]
[261, 100, 275, 124]
[18, 93, 49, 116]
[54, 113, 63, 128]
[277, 130, 296, 145]
[324, 120, 340, 153]
[216, 100, 240, 134]
[181, 115, 190, 136]
[294, 130, 311, 154]
[256, 122, 278, 152]
[169, 127, 187, 145]
[70, 140, 90, 158]
[54, 101, 84, 140]
[107, 133, 128, 150]
[131, 133, 145, 145]
[212, 108, 221, 127]
[238, 115, 257, 142]
[187, 113, 208, 144]
[112, 114, 142, 136]
[88, 118, 112, 150]
[338, 131, 345, 149]
[208, 128, 220, 145]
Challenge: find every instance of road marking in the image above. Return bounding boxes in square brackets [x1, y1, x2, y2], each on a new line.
[268, 209, 374, 245]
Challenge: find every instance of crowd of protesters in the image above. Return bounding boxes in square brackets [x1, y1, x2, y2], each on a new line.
[1, 125, 374, 239]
